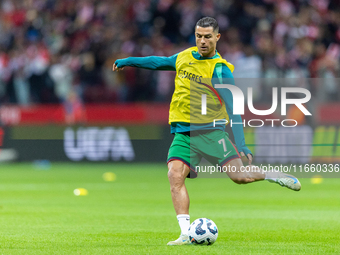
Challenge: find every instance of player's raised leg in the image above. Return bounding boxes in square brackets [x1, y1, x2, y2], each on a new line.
[264, 171, 301, 191]
[224, 158, 301, 191]
[167, 160, 191, 245]
[224, 158, 265, 183]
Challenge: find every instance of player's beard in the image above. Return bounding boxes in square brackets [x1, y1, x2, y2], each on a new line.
[199, 45, 213, 57]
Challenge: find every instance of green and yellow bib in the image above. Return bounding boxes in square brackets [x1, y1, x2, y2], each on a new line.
[169, 46, 234, 125]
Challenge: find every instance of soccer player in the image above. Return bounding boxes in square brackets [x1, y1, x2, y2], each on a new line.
[113, 17, 301, 245]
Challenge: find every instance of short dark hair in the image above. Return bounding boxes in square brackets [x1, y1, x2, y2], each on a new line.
[196, 17, 219, 33]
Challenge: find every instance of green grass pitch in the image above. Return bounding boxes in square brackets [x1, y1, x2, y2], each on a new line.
[0, 163, 339, 254]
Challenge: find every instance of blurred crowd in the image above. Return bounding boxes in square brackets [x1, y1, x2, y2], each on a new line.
[0, 0, 339, 105]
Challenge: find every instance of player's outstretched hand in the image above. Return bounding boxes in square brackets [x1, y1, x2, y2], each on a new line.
[112, 61, 124, 72]
[240, 152, 253, 165]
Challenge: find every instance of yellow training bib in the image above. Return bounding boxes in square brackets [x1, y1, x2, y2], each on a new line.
[169, 46, 234, 125]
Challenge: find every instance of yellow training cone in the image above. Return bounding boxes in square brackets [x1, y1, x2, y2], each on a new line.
[311, 175, 323, 184]
[103, 172, 116, 182]
[74, 188, 88, 196]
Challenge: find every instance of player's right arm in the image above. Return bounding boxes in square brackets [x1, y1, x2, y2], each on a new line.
[113, 54, 178, 72]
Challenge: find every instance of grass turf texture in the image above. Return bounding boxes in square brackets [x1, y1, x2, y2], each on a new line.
[0, 163, 339, 254]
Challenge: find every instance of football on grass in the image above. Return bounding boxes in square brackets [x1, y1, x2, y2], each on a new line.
[188, 218, 218, 245]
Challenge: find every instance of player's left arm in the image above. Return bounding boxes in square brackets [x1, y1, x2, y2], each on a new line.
[213, 63, 253, 164]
